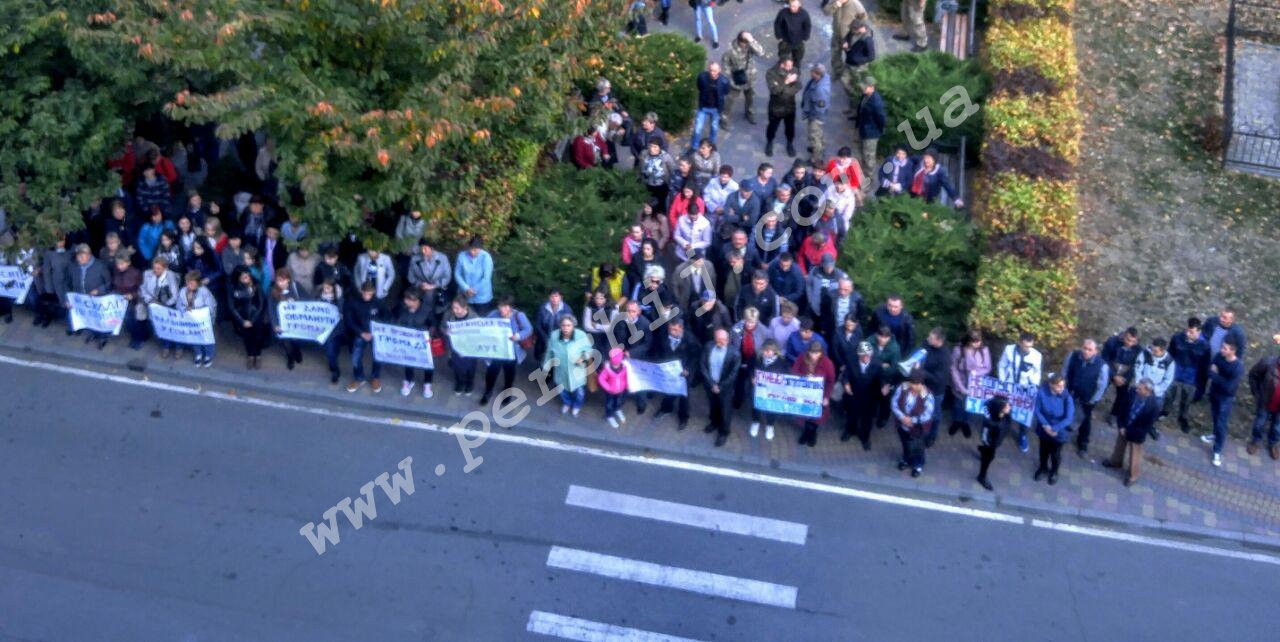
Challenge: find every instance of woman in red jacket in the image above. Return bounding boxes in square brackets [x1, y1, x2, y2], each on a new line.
[793, 339, 837, 446]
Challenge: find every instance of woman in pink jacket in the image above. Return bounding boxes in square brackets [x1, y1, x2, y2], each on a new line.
[598, 347, 630, 429]
[949, 329, 992, 438]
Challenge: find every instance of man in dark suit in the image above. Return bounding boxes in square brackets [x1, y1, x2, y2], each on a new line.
[653, 316, 703, 431]
[701, 328, 742, 447]
[842, 341, 885, 449]
[613, 300, 654, 414]
[1103, 380, 1161, 486]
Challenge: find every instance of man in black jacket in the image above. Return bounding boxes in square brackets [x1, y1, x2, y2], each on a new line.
[735, 270, 780, 326]
[774, 0, 812, 66]
[653, 317, 703, 431]
[867, 294, 916, 353]
[345, 282, 390, 394]
[842, 341, 885, 450]
[629, 112, 667, 169]
[1104, 380, 1160, 486]
[701, 328, 742, 447]
[393, 290, 434, 398]
[918, 327, 952, 447]
[1103, 327, 1143, 426]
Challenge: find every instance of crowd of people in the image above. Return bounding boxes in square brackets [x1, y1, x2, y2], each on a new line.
[3, 1, 1278, 497]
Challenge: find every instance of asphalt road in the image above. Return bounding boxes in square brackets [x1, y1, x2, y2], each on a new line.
[0, 359, 1276, 642]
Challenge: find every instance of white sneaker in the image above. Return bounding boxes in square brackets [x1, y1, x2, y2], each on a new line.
[562, 404, 570, 414]
[572, 407, 581, 417]
[749, 422, 760, 438]
[400, 381, 414, 397]
[616, 410, 626, 424]
[1212, 453, 1222, 467]
[422, 384, 434, 399]
[765, 425, 775, 440]
[607, 417, 620, 429]
[1199, 434, 1216, 444]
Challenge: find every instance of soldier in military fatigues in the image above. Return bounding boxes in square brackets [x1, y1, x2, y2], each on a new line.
[822, 0, 869, 84]
[720, 31, 767, 129]
[800, 63, 831, 165]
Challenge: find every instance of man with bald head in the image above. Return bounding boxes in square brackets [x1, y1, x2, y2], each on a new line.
[701, 327, 742, 447]
[1063, 338, 1111, 457]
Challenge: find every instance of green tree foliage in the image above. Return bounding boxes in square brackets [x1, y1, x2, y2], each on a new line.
[495, 165, 647, 311]
[0, 5, 150, 243]
[838, 196, 980, 337]
[592, 33, 706, 135]
[58, 0, 621, 248]
[866, 52, 989, 155]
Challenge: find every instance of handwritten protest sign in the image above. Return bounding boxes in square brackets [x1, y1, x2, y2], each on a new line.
[67, 293, 126, 336]
[753, 371, 825, 419]
[965, 374, 1038, 427]
[372, 321, 434, 370]
[277, 300, 340, 343]
[447, 318, 514, 360]
[149, 304, 216, 345]
[0, 266, 33, 303]
[626, 359, 687, 396]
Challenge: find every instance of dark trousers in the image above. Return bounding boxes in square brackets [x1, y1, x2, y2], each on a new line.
[403, 366, 434, 384]
[605, 393, 624, 416]
[324, 336, 344, 374]
[484, 361, 516, 395]
[733, 363, 754, 408]
[707, 386, 733, 435]
[238, 322, 269, 357]
[1209, 395, 1234, 454]
[778, 40, 806, 66]
[844, 396, 876, 444]
[660, 394, 690, 422]
[451, 355, 477, 392]
[1165, 381, 1196, 428]
[765, 113, 796, 145]
[978, 444, 998, 480]
[1038, 436, 1064, 476]
[1074, 398, 1098, 451]
[126, 313, 149, 346]
[898, 429, 926, 469]
[280, 338, 303, 364]
[1251, 407, 1280, 446]
[1110, 383, 1132, 420]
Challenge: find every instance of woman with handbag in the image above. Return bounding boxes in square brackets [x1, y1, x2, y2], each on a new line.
[443, 296, 480, 395]
[543, 315, 596, 417]
[141, 256, 181, 358]
[479, 295, 534, 405]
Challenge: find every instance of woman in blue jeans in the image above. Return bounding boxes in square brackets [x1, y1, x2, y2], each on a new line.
[692, 0, 719, 48]
[542, 315, 596, 417]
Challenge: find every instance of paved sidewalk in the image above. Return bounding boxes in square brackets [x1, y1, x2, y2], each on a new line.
[3, 308, 1278, 548]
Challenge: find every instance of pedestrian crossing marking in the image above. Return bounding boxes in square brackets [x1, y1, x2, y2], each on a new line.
[526, 611, 705, 642]
[566, 485, 808, 545]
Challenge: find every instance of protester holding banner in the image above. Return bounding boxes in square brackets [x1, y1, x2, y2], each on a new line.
[391, 289, 435, 398]
[344, 282, 391, 393]
[442, 296, 480, 396]
[68, 244, 114, 347]
[316, 279, 346, 384]
[176, 270, 217, 367]
[542, 315, 596, 417]
[977, 396, 1013, 491]
[750, 339, 788, 441]
[893, 371, 935, 478]
[187, 238, 225, 322]
[229, 266, 270, 369]
[652, 316, 701, 431]
[793, 340, 837, 447]
[480, 296, 534, 405]
[701, 328, 742, 447]
[269, 268, 305, 370]
[111, 252, 145, 350]
[141, 257, 182, 358]
[949, 330, 991, 439]
[841, 341, 885, 450]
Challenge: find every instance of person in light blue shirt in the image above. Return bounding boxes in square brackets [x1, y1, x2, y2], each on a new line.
[454, 236, 494, 315]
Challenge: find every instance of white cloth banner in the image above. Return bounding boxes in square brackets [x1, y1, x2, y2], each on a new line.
[277, 300, 340, 343]
[372, 321, 434, 370]
[149, 304, 216, 345]
[447, 318, 515, 360]
[626, 359, 688, 396]
[0, 266, 33, 302]
[753, 370, 826, 418]
[67, 293, 126, 336]
[964, 374, 1038, 428]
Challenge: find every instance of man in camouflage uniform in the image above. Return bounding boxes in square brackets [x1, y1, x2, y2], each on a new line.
[823, 0, 869, 84]
[721, 31, 767, 128]
[800, 63, 831, 166]
[893, 0, 929, 52]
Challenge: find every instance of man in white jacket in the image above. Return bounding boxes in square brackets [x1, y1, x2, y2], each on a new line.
[998, 331, 1043, 453]
[1134, 338, 1177, 440]
[355, 248, 396, 302]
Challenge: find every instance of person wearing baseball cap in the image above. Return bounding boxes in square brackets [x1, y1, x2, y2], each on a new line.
[841, 340, 885, 450]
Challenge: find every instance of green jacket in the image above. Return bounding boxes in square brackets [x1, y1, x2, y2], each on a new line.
[720, 38, 767, 88]
[766, 65, 802, 117]
[872, 337, 902, 384]
[543, 328, 595, 392]
[823, 0, 870, 42]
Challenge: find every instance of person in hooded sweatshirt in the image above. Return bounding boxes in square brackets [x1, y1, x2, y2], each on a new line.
[597, 348, 630, 429]
[344, 281, 391, 394]
[392, 289, 435, 399]
[1034, 375, 1075, 485]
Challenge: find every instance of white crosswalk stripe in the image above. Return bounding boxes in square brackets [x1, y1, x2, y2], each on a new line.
[545, 546, 799, 609]
[565, 485, 808, 544]
[526, 611, 705, 642]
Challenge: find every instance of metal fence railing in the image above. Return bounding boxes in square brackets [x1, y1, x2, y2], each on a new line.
[1224, 0, 1280, 176]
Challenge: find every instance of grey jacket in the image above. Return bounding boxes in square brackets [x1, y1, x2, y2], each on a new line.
[41, 248, 72, 302]
[69, 257, 112, 296]
[141, 270, 181, 308]
[176, 284, 218, 320]
[407, 251, 452, 292]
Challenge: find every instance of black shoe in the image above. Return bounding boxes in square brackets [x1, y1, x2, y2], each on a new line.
[786, 142, 796, 157]
[714, 433, 728, 447]
[911, 468, 921, 478]
[286, 357, 296, 371]
[948, 423, 961, 436]
[962, 425, 973, 438]
[1179, 419, 1191, 434]
[330, 371, 340, 384]
[32, 316, 42, 326]
[1076, 448, 1087, 458]
[654, 410, 670, 420]
[84, 334, 93, 344]
[924, 437, 936, 449]
[694, 36, 702, 44]
[897, 460, 908, 471]
[1102, 460, 1120, 469]
[713, 40, 720, 49]
[892, 33, 911, 41]
[635, 405, 646, 416]
[97, 337, 108, 350]
[978, 477, 994, 491]
[1034, 468, 1045, 481]
[2, 314, 11, 324]
[1123, 478, 1134, 488]
[743, 112, 754, 124]
[1150, 428, 1161, 441]
[840, 431, 853, 442]
[479, 394, 490, 406]
[860, 440, 872, 451]
[1048, 474, 1058, 485]
[677, 420, 688, 431]
[765, 141, 774, 156]
[703, 424, 716, 434]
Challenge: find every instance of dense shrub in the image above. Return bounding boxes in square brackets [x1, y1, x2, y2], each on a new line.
[422, 138, 541, 250]
[975, 172, 1075, 238]
[838, 197, 980, 338]
[986, 18, 1075, 89]
[989, 0, 1072, 23]
[969, 254, 1077, 344]
[494, 164, 648, 311]
[595, 33, 706, 135]
[984, 89, 1081, 162]
[866, 52, 989, 155]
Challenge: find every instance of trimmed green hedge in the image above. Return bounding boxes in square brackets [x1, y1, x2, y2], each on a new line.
[599, 33, 706, 135]
[494, 164, 648, 311]
[866, 52, 989, 155]
[838, 196, 980, 338]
